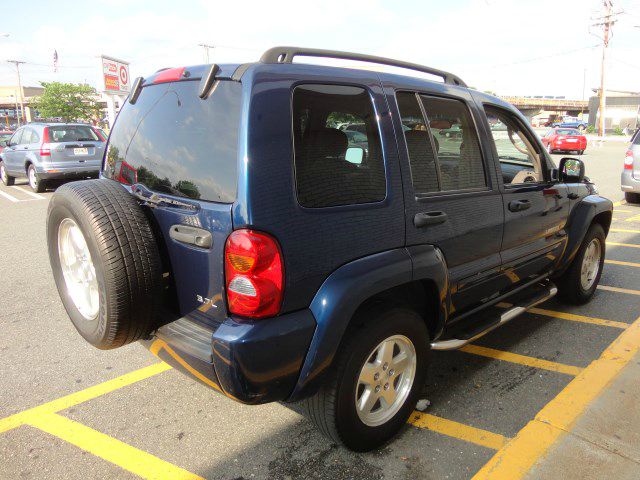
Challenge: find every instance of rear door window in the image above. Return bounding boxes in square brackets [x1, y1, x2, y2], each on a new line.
[49, 125, 100, 142]
[21, 128, 33, 145]
[292, 84, 386, 208]
[104, 80, 242, 203]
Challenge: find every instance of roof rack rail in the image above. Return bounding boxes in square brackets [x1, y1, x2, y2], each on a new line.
[259, 46, 467, 88]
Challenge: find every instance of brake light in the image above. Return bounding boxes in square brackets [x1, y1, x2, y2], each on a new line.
[40, 127, 51, 156]
[153, 67, 185, 84]
[225, 229, 284, 318]
[625, 150, 634, 170]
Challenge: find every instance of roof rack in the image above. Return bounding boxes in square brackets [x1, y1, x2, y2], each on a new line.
[259, 46, 467, 88]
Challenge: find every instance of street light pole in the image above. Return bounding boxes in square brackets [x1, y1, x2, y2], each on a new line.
[198, 43, 214, 64]
[7, 60, 26, 126]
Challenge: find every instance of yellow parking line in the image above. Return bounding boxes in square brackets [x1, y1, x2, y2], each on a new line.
[625, 214, 640, 223]
[613, 208, 633, 213]
[409, 411, 508, 450]
[610, 228, 640, 233]
[612, 200, 627, 207]
[0, 362, 171, 434]
[25, 413, 203, 480]
[472, 315, 640, 480]
[597, 284, 640, 296]
[605, 259, 640, 268]
[460, 345, 583, 376]
[496, 302, 628, 329]
[607, 241, 640, 249]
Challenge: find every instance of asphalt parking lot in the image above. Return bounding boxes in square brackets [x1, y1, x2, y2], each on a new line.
[1, 140, 639, 479]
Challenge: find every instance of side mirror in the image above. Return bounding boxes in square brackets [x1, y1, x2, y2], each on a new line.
[345, 146, 365, 164]
[0, 140, 7, 147]
[559, 157, 585, 182]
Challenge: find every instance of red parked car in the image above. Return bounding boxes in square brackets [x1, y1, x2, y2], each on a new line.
[541, 128, 587, 155]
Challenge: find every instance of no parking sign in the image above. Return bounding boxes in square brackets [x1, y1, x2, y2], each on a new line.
[100, 55, 130, 94]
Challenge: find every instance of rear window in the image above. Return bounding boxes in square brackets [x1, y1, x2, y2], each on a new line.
[103, 80, 242, 203]
[556, 129, 580, 136]
[49, 125, 100, 142]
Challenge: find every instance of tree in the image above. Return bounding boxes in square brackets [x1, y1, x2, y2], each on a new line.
[31, 82, 102, 122]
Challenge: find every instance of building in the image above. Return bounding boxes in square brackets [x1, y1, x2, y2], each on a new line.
[588, 89, 640, 133]
[0, 85, 44, 127]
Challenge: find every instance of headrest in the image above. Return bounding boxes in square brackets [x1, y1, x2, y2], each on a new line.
[303, 128, 348, 159]
[404, 129, 439, 153]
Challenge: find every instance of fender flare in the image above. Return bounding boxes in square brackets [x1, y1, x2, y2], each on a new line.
[556, 195, 613, 275]
[288, 246, 448, 401]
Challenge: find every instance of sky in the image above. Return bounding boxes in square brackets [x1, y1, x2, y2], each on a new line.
[1, 0, 638, 99]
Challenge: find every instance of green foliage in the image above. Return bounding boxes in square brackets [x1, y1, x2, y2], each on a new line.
[586, 125, 596, 134]
[31, 82, 102, 122]
[326, 111, 360, 128]
[613, 127, 625, 136]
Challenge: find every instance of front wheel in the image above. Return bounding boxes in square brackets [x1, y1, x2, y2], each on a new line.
[300, 307, 429, 451]
[28, 164, 46, 193]
[0, 161, 15, 186]
[557, 224, 605, 305]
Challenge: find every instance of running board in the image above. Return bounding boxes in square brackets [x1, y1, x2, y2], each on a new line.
[430, 282, 558, 351]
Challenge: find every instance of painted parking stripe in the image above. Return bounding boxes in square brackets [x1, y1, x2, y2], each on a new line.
[607, 241, 640, 249]
[625, 214, 640, 223]
[597, 284, 640, 296]
[610, 227, 640, 234]
[0, 362, 171, 434]
[472, 314, 640, 480]
[612, 200, 626, 207]
[497, 302, 628, 329]
[0, 189, 19, 202]
[409, 411, 508, 450]
[25, 413, 203, 480]
[12, 186, 45, 200]
[604, 259, 640, 268]
[460, 345, 583, 376]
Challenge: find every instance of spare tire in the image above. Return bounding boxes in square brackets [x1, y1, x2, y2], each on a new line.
[47, 179, 162, 349]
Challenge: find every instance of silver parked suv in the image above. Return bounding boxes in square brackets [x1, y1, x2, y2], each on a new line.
[0, 123, 105, 192]
[622, 129, 640, 203]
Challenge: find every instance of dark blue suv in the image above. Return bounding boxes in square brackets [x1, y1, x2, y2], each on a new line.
[46, 47, 613, 451]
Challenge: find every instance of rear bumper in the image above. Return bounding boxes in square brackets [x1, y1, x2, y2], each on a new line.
[141, 309, 317, 404]
[553, 142, 586, 151]
[621, 170, 640, 192]
[38, 166, 100, 180]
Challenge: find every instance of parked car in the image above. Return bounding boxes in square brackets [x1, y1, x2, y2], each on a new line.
[622, 129, 640, 203]
[0, 130, 13, 154]
[0, 123, 105, 192]
[541, 128, 587, 155]
[45, 47, 612, 452]
[552, 117, 588, 130]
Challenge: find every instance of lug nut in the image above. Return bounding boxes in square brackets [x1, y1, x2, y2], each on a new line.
[375, 385, 381, 393]
[382, 362, 388, 371]
[389, 369, 395, 376]
[374, 372, 380, 381]
[384, 383, 389, 390]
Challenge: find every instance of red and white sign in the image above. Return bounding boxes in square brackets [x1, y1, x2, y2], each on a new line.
[100, 55, 130, 94]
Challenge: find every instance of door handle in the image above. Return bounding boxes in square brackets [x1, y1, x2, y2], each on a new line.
[414, 211, 448, 228]
[169, 224, 212, 248]
[508, 199, 531, 212]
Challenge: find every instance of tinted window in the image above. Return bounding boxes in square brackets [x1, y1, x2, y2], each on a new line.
[49, 125, 99, 142]
[556, 129, 580, 135]
[485, 106, 543, 185]
[9, 129, 23, 145]
[396, 92, 439, 194]
[21, 128, 33, 145]
[104, 80, 242, 203]
[30, 129, 40, 143]
[292, 84, 386, 208]
[420, 95, 486, 191]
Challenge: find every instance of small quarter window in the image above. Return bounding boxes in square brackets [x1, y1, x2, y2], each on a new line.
[292, 84, 386, 208]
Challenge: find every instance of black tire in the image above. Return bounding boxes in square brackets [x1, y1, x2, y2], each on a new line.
[625, 192, 640, 204]
[28, 164, 46, 193]
[578, 150, 584, 155]
[557, 223, 606, 305]
[299, 307, 429, 451]
[0, 161, 14, 186]
[47, 178, 162, 349]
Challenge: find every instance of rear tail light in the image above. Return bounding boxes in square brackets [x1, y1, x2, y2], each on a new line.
[40, 127, 51, 156]
[224, 229, 284, 318]
[625, 150, 634, 170]
[153, 67, 186, 84]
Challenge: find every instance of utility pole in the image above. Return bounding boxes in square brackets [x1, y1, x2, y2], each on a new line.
[7, 60, 25, 126]
[198, 43, 215, 64]
[591, 1, 622, 137]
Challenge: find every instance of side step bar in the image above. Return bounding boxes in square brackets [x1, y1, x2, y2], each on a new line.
[430, 282, 558, 351]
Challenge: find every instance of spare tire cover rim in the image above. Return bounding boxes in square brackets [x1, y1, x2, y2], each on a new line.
[58, 218, 99, 320]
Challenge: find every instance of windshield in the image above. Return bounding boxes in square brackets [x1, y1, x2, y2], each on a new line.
[103, 79, 242, 203]
[49, 125, 100, 142]
[556, 129, 580, 136]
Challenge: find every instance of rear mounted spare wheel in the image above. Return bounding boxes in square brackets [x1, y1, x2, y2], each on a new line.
[47, 179, 163, 349]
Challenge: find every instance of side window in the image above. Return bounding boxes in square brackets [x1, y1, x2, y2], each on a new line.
[396, 92, 439, 193]
[420, 95, 486, 191]
[9, 129, 23, 146]
[485, 107, 544, 185]
[21, 129, 33, 145]
[292, 84, 386, 208]
[30, 129, 40, 143]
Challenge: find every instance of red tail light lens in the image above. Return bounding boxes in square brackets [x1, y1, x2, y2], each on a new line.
[40, 127, 51, 156]
[153, 67, 185, 84]
[625, 150, 634, 170]
[225, 229, 283, 318]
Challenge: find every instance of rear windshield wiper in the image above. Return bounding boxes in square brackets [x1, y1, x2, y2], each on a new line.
[131, 184, 199, 211]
